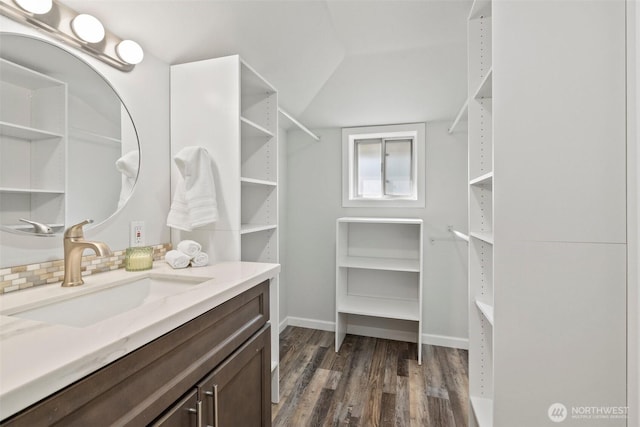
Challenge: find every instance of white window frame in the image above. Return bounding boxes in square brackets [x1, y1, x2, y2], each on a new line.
[342, 123, 425, 208]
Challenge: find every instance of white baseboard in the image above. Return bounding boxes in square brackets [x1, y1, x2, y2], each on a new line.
[423, 333, 469, 350]
[286, 316, 334, 332]
[282, 316, 468, 350]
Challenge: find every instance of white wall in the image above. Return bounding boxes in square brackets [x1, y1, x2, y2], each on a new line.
[0, 17, 171, 267]
[284, 121, 469, 347]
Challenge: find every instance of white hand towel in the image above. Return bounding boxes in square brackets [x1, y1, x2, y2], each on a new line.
[165, 250, 191, 269]
[190, 252, 209, 267]
[167, 146, 218, 231]
[177, 240, 202, 258]
[115, 150, 139, 209]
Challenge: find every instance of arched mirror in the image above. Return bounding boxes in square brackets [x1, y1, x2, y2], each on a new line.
[0, 33, 139, 236]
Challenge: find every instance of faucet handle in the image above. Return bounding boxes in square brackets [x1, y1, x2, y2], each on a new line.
[64, 219, 94, 239]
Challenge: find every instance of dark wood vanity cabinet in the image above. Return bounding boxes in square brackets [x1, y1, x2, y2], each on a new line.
[1, 280, 271, 427]
[152, 390, 200, 427]
[154, 325, 271, 427]
[199, 326, 271, 427]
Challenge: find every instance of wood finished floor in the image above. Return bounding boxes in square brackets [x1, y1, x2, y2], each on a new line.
[272, 326, 469, 427]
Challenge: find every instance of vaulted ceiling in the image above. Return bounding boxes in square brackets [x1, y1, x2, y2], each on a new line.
[63, 0, 470, 128]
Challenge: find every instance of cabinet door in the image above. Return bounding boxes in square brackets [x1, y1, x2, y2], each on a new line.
[200, 325, 271, 427]
[151, 389, 200, 427]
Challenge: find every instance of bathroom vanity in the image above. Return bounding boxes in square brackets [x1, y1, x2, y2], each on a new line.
[0, 261, 279, 426]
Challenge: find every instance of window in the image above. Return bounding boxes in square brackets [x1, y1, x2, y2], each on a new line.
[342, 123, 425, 208]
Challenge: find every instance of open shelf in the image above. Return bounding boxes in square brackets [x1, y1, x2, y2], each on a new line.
[336, 217, 423, 363]
[240, 177, 277, 187]
[240, 116, 274, 139]
[470, 396, 494, 427]
[70, 127, 121, 145]
[473, 69, 493, 99]
[240, 60, 276, 96]
[0, 58, 65, 90]
[0, 121, 63, 141]
[475, 300, 494, 325]
[338, 217, 422, 225]
[0, 187, 64, 194]
[470, 231, 494, 245]
[451, 229, 470, 242]
[240, 223, 277, 235]
[337, 295, 420, 321]
[338, 256, 420, 272]
[470, 171, 494, 187]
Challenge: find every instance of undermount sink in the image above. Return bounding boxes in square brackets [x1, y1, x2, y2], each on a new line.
[6, 275, 206, 328]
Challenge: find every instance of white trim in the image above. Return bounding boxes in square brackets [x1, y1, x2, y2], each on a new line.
[281, 316, 468, 350]
[278, 316, 289, 334]
[628, 1, 640, 424]
[286, 316, 335, 332]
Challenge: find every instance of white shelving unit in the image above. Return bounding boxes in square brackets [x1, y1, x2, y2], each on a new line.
[466, 1, 627, 425]
[0, 58, 67, 232]
[170, 55, 280, 403]
[335, 217, 424, 363]
[467, 0, 494, 424]
[240, 60, 278, 279]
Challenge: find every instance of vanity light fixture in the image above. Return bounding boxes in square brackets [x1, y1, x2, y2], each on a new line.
[0, 0, 143, 72]
[14, 0, 52, 14]
[116, 39, 144, 65]
[70, 13, 105, 44]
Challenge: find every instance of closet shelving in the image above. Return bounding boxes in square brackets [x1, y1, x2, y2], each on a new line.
[238, 58, 280, 404]
[335, 217, 424, 363]
[171, 55, 281, 403]
[241, 116, 274, 139]
[0, 58, 67, 232]
[474, 300, 494, 326]
[0, 121, 64, 140]
[463, 0, 628, 424]
[240, 60, 278, 246]
[467, 0, 493, 425]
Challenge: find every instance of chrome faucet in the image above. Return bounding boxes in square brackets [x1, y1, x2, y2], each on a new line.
[62, 219, 112, 287]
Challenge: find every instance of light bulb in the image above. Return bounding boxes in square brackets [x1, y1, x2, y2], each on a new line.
[14, 0, 52, 14]
[116, 40, 144, 65]
[71, 14, 105, 43]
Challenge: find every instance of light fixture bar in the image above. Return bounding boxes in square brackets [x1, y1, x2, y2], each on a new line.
[0, 0, 141, 72]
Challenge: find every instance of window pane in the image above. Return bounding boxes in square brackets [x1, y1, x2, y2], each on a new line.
[355, 139, 382, 197]
[384, 139, 412, 196]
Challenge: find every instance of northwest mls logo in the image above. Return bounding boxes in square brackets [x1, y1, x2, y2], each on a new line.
[548, 403, 568, 422]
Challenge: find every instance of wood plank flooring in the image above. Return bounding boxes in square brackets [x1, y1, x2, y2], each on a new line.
[272, 326, 469, 427]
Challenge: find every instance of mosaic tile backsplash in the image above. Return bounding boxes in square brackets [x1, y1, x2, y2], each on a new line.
[0, 243, 172, 294]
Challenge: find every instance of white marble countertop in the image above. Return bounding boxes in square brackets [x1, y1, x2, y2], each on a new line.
[0, 261, 280, 420]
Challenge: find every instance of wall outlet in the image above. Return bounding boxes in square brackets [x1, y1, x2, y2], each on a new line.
[130, 221, 145, 247]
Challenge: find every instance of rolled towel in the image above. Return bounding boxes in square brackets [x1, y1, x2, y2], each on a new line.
[191, 252, 209, 267]
[177, 240, 201, 258]
[165, 250, 191, 269]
